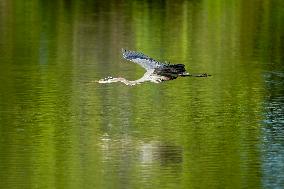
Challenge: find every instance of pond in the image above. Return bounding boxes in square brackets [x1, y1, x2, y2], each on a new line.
[0, 0, 283, 188]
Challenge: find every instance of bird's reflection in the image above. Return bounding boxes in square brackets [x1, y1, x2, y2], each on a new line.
[140, 142, 183, 166]
[99, 135, 183, 168]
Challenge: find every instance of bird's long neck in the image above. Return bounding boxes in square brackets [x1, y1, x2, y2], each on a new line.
[98, 77, 137, 86]
[117, 78, 136, 85]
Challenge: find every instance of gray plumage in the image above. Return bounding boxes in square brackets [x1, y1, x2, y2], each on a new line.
[122, 49, 165, 70]
[97, 49, 209, 86]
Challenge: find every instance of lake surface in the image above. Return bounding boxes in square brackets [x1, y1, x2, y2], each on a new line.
[0, 0, 283, 188]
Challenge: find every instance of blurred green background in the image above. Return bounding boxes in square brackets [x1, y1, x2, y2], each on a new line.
[0, 0, 283, 188]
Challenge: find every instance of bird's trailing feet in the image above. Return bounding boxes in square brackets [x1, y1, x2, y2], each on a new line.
[180, 73, 211, 77]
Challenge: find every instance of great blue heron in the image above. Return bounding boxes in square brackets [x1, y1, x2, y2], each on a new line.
[97, 49, 209, 86]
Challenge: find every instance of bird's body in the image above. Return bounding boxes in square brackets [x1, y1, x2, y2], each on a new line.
[97, 49, 209, 86]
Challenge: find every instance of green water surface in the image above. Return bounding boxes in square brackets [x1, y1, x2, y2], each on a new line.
[0, 0, 283, 188]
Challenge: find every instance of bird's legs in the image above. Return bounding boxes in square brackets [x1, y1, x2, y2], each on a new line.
[180, 73, 211, 77]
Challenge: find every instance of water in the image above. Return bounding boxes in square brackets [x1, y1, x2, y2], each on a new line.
[0, 0, 283, 188]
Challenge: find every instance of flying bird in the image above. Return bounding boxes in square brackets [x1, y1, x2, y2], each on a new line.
[97, 49, 209, 86]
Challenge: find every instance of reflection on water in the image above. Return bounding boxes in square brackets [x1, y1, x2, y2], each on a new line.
[100, 136, 183, 188]
[0, 0, 283, 188]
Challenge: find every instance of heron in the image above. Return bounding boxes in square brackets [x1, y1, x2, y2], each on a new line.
[97, 49, 209, 86]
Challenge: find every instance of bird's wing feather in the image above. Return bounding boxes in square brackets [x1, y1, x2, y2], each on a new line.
[122, 49, 164, 70]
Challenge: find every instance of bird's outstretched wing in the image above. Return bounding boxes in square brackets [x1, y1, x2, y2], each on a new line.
[122, 49, 165, 70]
